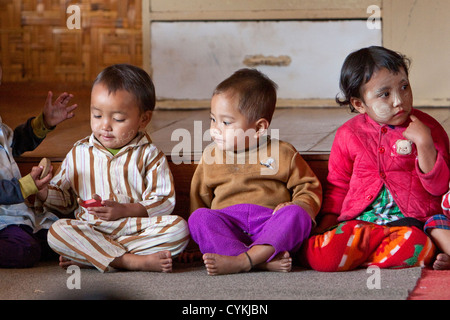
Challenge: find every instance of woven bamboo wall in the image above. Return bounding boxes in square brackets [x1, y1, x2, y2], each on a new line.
[0, 0, 142, 83]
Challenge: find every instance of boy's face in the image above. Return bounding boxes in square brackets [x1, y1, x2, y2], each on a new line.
[90, 83, 151, 149]
[210, 92, 259, 152]
[351, 67, 413, 126]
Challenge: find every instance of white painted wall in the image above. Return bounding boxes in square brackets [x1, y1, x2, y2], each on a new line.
[151, 20, 381, 100]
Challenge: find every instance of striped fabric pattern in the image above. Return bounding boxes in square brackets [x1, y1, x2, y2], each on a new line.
[356, 186, 404, 225]
[45, 132, 189, 272]
[48, 215, 189, 272]
[45, 132, 175, 218]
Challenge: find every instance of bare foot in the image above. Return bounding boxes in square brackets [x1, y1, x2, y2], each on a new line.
[257, 251, 292, 272]
[151, 250, 173, 273]
[433, 253, 450, 270]
[203, 253, 251, 275]
[111, 250, 173, 273]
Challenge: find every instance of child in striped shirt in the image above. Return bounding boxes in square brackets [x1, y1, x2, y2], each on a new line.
[41, 64, 189, 273]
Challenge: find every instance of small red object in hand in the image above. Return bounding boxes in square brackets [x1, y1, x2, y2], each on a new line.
[80, 199, 102, 208]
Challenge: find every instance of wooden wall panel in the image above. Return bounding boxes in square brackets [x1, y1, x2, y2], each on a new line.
[149, 0, 382, 20]
[0, 0, 143, 83]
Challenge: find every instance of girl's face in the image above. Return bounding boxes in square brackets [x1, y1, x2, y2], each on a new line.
[209, 92, 261, 152]
[351, 67, 413, 126]
[90, 83, 151, 149]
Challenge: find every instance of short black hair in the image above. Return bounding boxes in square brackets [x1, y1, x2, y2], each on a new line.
[213, 68, 278, 124]
[336, 46, 411, 112]
[93, 64, 156, 112]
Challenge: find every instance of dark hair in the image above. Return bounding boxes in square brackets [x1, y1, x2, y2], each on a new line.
[213, 68, 278, 124]
[93, 64, 156, 112]
[336, 46, 411, 112]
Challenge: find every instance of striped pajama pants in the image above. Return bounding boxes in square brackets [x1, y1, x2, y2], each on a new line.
[47, 214, 190, 272]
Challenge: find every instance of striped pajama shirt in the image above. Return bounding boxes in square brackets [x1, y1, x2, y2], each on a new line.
[45, 132, 189, 272]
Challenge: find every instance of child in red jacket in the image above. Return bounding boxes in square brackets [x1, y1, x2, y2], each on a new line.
[301, 46, 449, 271]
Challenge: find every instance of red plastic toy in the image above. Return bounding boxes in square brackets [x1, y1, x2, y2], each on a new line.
[80, 198, 103, 208]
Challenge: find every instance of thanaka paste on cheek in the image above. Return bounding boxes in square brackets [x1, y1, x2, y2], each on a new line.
[372, 103, 396, 122]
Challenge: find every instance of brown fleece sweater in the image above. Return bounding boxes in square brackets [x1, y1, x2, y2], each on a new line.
[190, 137, 322, 222]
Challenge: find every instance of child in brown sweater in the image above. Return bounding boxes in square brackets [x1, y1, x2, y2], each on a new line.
[188, 68, 322, 275]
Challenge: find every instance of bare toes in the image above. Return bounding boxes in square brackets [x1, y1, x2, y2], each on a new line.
[433, 253, 450, 270]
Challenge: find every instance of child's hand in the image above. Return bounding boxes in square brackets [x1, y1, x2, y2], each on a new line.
[42, 91, 77, 127]
[80, 194, 123, 221]
[403, 115, 437, 174]
[30, 164, 53, 191]
[30, 165, 52, 201]
[88, 201, 125, 221]
[402, 115, 433, 148]
[273, 201, 295, 214]
[80, 194, 148, 220]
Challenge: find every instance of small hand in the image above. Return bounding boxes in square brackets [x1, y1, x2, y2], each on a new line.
[402, 115, 433, 148]
[86, 194, 125, 221]
[42, 91, 78, 127]
[30, 164, 53, 191]
[273, 201, 295, 214]
[403, 115, 437, 174]
[30, 165, 53, 201]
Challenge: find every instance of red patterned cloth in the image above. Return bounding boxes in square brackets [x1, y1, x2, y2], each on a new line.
[300, 220, 436, 272]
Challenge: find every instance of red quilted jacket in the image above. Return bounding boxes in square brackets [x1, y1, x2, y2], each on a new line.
[322, 109, 450, 223]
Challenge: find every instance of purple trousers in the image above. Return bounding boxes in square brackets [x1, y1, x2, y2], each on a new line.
[0, 225, 56, 268]
[188, 204, 312, 261]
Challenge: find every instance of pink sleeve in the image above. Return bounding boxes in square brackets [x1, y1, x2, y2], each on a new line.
[321, 127, 353, 217]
